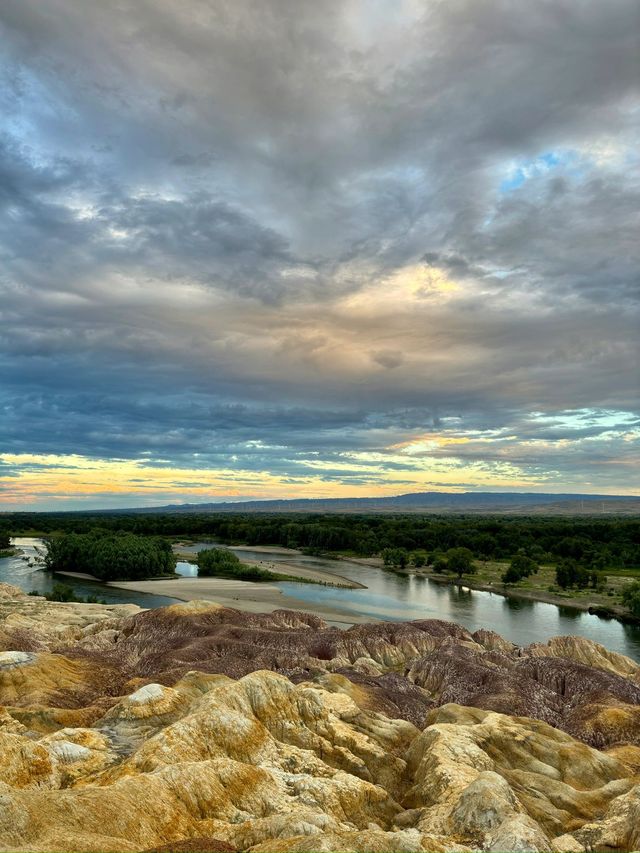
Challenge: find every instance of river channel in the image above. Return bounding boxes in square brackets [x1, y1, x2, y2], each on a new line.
[3, 538, 640, 660]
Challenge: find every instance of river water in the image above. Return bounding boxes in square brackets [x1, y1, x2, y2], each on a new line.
[200, 543, 640, 660]
[3, 538, 640, 660]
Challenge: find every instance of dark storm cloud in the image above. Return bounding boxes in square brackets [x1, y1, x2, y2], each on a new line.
[0, 0, 638, 504]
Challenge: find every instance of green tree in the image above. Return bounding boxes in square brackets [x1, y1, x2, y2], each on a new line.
[589, 571, 606, 590]
[555, 559, 590, 590]
[502, 553, 539, 585]
[197, 547, 242, 574]
[574, 565, 590, 589]
[432, 557, 448, 574]
[529, 544, 547, 564]
[44, 531, 175, 581]
[501, 564, 522, 584]
[381, 547, 409, 570]
[556, 559, 577, 589]
[197, 547, 274, 581]
[510, 554, 538, 578]
[622, 582, 640, 618]
[446, 547, 475, 579]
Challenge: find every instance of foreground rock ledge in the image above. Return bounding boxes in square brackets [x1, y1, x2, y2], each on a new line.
[1, 583, 639, 853]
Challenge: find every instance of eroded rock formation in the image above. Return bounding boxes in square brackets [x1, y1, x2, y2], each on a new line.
[0, 583, 639, 852]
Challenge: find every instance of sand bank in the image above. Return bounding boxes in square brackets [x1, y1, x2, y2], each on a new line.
[107, 576, 370, 625]
[55, 570, 106, 581]
[175, 543, 364, 588]
[248, 560, 364, 588]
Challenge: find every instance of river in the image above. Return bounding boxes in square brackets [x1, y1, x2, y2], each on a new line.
[187, 543, 640, 660]
[3, 538, 640, 660]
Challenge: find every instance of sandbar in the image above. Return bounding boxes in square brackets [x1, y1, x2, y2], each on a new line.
[107, 576, 371, 625]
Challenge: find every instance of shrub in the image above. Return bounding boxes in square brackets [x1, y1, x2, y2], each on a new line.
[621, 581, 640, 618]
[41, 583, 107, 604]
[47, 582, 79, 602]
[197, 547, 275, 582]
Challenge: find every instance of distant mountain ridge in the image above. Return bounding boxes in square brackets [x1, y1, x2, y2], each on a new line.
[119, 491, 640, 515]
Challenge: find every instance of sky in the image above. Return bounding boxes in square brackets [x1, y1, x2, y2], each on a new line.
[1, 0, 639, 510]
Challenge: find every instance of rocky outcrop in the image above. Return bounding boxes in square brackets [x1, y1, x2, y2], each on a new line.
[407, 642, 640, 747]
[525, 635, 640, 684]
[143, 842, 236, 853]
[0, 582, 139, 651]
[0, 584, 639, 852]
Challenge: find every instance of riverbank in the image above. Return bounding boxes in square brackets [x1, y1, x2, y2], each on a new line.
[55, 570, 103, 581]
[106, 576, 370, 625]
[0, 548, 20, 559]
[334, 553, 640, 625]
[55, 569, 368, 623]
[247, 559, 364, 587]
[175, 541, 299, 555]
[420, 571, 640, 624]
[49, 565, 638, 627]
[5, 538, 640, 656]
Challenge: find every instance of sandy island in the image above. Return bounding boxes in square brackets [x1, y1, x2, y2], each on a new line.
[174, 543, 365, 588]
[56, 544, 369, 625]
[106, 576, 370, 625]
[239, 559, 364, 588]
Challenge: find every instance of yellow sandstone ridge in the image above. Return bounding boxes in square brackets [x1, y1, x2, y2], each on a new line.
[0, 588, 639, 851]
[0, 669, 636, 852]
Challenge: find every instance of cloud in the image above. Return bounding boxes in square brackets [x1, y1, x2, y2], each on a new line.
[371, 350, 404, 370]
[0, 0, 638, 507]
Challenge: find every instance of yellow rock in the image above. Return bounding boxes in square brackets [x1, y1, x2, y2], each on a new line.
[0, 590, 639, 852]
[247, 828, 438, 852]
[572, 783, 640, 852]
[406, 704, 633, 844]
[0, 651, 96, 706]
[550, 833, 584, 852]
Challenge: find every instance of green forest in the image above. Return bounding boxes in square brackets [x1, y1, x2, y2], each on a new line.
[43, 531, 176, 581]
[3, 511, 640, 616]
[4, 511, 639, 569]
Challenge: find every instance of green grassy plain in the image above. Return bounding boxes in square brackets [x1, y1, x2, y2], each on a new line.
[420, 559, 640, 619]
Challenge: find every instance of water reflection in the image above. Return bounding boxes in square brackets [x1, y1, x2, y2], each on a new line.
[261, 549, 640, 660]
[502, 596, 535, 613]
[176, 561, 198, 577]
[556, 605, 582, 621]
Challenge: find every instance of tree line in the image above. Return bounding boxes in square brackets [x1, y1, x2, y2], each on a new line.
[5, 512, 638, 569]
[8, 515, 640, 617]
